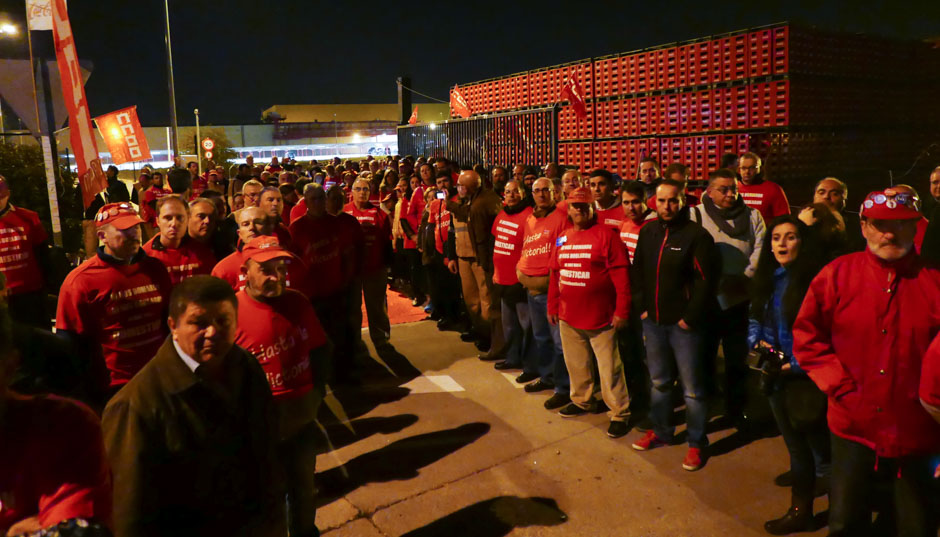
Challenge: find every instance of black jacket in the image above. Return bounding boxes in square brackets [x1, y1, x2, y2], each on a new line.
[631, 207, 716, 327]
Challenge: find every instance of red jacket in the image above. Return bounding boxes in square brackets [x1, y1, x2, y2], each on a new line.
[793, 249, 940, 457]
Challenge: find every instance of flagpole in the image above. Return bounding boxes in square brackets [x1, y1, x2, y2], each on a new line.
[163, 0, 180, 161]
[26, 16, 63, 247]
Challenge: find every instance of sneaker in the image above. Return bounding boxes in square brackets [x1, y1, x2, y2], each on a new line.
[558, 402, 590, 418]
[631, 430, 668, 451]
[607, 420, 629, 438]
[682, 447, 705, 471]
[543, 392, 570, 410]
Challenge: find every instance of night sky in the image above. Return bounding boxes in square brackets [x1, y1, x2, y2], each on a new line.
[0, 0, 937, 127]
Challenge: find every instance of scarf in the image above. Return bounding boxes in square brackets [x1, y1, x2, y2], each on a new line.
[702, 194, 750, 238]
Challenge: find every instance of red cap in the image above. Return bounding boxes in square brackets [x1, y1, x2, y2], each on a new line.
[95, 202, 144, 229]
[859, 188, 921, 220]
[567, 186, 594, 204]
[242, 235, 293, 263]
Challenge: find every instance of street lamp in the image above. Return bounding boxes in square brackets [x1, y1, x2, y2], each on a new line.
[0, 23, 17, 36]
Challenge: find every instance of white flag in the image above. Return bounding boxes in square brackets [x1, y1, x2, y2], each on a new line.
[26, 0, 53, 31]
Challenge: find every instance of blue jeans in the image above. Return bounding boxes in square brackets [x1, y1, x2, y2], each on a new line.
[527, 292, 569, 393]
[642, 318, 708, 448]
[500, 288, 531, 368]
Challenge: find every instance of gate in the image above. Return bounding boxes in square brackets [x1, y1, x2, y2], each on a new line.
[397, 106, 557, 168]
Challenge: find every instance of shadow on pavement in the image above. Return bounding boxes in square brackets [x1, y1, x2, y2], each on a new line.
[400, 496, 567, 537]
[316, 422, 491, 505]
[316, 413, 420, 452]
[321, 386, 412, 423]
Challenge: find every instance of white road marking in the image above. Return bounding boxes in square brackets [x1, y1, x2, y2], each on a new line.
[502, 372, 526, 388]
[400, 375, 465, 393]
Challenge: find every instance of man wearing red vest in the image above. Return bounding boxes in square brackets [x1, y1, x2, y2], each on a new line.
[345, 178, 393, 346]
[548, 187, 632, 438]
[793, 188, 940, 537]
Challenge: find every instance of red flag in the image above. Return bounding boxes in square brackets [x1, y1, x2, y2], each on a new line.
[95, 106, 152, 165]
[450, 85, 471, 118]
[52, 0, 107, 209]
[408, 105, 418, 125]
[560, 76, 587, 119]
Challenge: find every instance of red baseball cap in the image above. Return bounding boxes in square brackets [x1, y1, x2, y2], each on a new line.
[859, 188, 921, 220]
[242, 235, 293, 263]
[567, 186, 594, 204]
[95, 202, 144, 229]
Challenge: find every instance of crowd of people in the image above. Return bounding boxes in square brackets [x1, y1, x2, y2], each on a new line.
[1, 150, 939, 537]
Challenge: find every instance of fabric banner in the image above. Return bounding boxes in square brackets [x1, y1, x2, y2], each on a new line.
[51, 0, 106, 209]
[26, 0, 54, 31]
[450, 85, 471, 118]
[94, 106, 152, 165]
[560, 76, 587, 119]
[408, 105, 418, 125]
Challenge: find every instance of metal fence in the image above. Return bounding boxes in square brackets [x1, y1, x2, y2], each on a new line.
[397, 106, 557, 168]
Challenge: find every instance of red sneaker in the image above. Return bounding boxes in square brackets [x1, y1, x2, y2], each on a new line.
[631, 430, 667, 451]
[682, 447, 705, 471]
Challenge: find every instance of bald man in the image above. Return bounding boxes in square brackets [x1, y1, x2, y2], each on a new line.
[445, 169, 505, 358]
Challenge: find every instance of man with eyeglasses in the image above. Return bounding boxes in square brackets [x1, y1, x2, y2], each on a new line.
[794, 188, 940, 537]
[516, 177, 571, 410]
[691, 168, 765, 428]
[346, 178, 393, 347]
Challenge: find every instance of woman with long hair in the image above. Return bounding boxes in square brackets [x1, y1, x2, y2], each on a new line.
[748, 215, 831, 535]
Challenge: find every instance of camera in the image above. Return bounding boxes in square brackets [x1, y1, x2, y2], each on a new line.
[436, 191, 446, 200]
[748, 346, 788, 395]
[747, 346, 787, 373]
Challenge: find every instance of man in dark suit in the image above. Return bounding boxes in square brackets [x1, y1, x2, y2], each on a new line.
[102, 275, 286, 537]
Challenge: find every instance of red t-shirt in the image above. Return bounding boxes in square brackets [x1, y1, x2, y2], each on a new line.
[517, 207, 570, 277]
[738, 179, 790, 223]
[0, 206, 48, 294]
[55, 253, 171, 387]
[619, 215, 651, 264]
[548, 223, 631, 330]
[289, 200, 307, 225]
[141, 186, 170, 226]
[427, 197, 452, 255]
[142, 235, 215, 285]
[596, 202, 625, 230]
[0, 394, 112, 531]
[234, 289, 326, 400]
[288, 214, 342, 298]
[211, 249, 308, 295]
[491, 206, 533, 285]
[344, 202, 391, 275]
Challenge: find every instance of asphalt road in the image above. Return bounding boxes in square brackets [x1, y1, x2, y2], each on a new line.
[314, 320, 830, 537]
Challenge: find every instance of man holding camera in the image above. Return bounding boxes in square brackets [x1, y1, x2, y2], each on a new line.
[793, 188, 940, 537]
